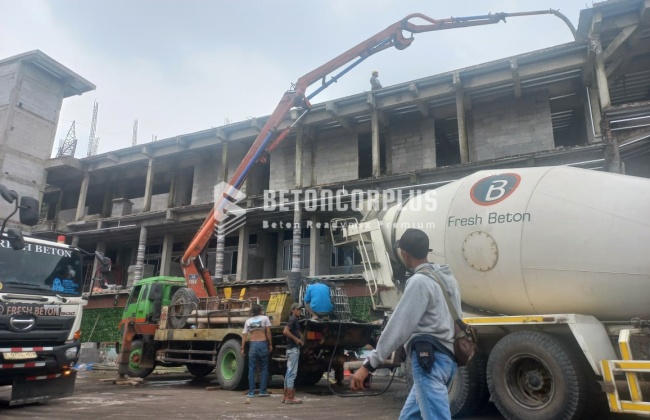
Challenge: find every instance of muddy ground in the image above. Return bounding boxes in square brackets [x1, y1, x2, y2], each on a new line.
[0, 370, 506, 419]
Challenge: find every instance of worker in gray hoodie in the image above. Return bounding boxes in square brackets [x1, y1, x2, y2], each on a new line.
[350, 228, 461, 420]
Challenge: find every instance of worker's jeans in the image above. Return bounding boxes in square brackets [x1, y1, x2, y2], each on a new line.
[399, 350, 456, 420]
[284, 347, 300, 389]
[247, 341, 269, 396]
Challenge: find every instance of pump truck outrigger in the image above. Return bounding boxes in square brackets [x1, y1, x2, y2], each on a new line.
[116, 8, 577, 393]
[0, 184, 109, 406]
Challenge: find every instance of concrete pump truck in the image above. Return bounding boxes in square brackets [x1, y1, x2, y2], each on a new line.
[116, 7, 582, 403]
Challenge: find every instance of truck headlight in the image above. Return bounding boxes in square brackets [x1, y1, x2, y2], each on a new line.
[65, 347, 78, 360]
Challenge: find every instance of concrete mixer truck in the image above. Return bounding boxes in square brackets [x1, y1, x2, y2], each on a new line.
[331, 166, 650, 420]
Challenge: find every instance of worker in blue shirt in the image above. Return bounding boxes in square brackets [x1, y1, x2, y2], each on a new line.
[303, 278, 333, 320]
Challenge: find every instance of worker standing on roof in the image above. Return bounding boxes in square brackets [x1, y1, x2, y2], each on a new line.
[370, 70, 382, 90]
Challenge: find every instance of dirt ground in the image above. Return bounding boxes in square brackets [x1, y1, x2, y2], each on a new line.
[0, 370, 505, 420]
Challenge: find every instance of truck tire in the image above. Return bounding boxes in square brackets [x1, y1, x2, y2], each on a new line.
[487, 331, 588, 420]
[449, 352, 489, 418]
[186, 363, 215, 378]
[127, 339, 155, 378]
[216, 339, 248, 390]
[167, 288, 198, 329]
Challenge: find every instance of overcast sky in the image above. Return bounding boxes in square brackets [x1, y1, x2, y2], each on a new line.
[0, 0, 588, 157]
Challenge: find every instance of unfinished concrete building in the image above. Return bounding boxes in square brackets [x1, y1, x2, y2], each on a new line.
[22, 0, 650, 320]
[0, 51, 94, 226]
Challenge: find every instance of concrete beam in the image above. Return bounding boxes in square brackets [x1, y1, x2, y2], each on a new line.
[166, 209, 178, 221]
[366, 93, 388, 126]
[510, 58, 522, 99]
[106, 153, 119, 164]
[141, 145, 153, 157]
[250, 118, 265, 133]
[216, 129, 228, 143]
[604, 24, 637, 62]
[408, 83, 430, 117]
[175, 135, 189, 149]
[325, 101, 354, 133]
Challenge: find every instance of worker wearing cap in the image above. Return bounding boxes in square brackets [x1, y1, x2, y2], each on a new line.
[350, 228, 462, 419]
[370, 70, 382, 90]
[282, 303, 304, 404]
[303, 278, 333, 320]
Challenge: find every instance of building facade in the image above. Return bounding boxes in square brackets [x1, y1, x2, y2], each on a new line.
[21, 0, 650, 316]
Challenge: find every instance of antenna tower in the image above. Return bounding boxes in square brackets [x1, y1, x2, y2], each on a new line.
[87, 102, 100, 156]
[56, 121, 77, 157]
[132, 119, 138, 146]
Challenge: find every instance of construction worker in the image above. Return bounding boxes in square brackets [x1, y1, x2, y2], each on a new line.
[370, 70, 382, 90]
[281, 303, 304, 404]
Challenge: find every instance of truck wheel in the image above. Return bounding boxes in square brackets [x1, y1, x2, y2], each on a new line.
[216, 339, 248, 390]
[127, 340, 155, 378]
[168, 288, 198, 329]
[186, 363, 214, 377]
[449, 352, 489, 418]
[487, 331, 588, 420]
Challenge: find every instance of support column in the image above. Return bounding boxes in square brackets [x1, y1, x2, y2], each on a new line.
[160, 233, 174, 276]
[288, 204, 302, 301]
[75, 172, 90, 221]
[91, 241, 107, 290]
[70, 236, 80, 247]
[258, 231, 274, 278]
[594, 38, 611, 110]
[454, 73, 469, 164]
[371, 109, 380, 177]
[295, 130, 303, 189]
[133, 226, 147, 285]
[167, 170, 177, 208]
[585, 86, 603, 143]
[236, 225, 249, 281]
[143, 158, 154, 212]
[309, 215, 319, 277]
[220, 143, 229, 183]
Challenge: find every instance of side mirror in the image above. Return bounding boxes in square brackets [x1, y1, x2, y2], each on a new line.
[0, 184, 16, 204]
[6, 228, 25, 250]
[19, 196, 40, 226]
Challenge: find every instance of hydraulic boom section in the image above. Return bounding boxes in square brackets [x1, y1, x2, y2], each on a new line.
[180, 9, 576, 298]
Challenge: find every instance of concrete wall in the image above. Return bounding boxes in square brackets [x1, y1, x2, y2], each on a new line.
[192, 154, 221, 205]
[312, 131, 358, 185]
[390, 118, 437, 174]
[469, 93, 554, 161]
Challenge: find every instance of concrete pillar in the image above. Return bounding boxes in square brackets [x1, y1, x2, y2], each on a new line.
[456, 92, 469, 164]
[167, 170, 177, 208]
[454, 72, 469, 164]
[235, 225, 249, 281]
[295, 131, 303, 189]
[214, 228, 225, 284]
[309, 215, 319, 277]
[143, 158, 154, 212]
[75, 172, 90, 221]
[371, 109, 380, 177]
[70, 235, 79, 247]
[594, 38, 611, 110]
[586, 85, 603, 144]
[133, 226, 147, 284]
[160, 233, 174, 276]
[220, 143, 229, 183]
[91, 241, 107, 289]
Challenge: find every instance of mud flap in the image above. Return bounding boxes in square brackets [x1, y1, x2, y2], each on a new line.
[10, 370, 77, 406]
